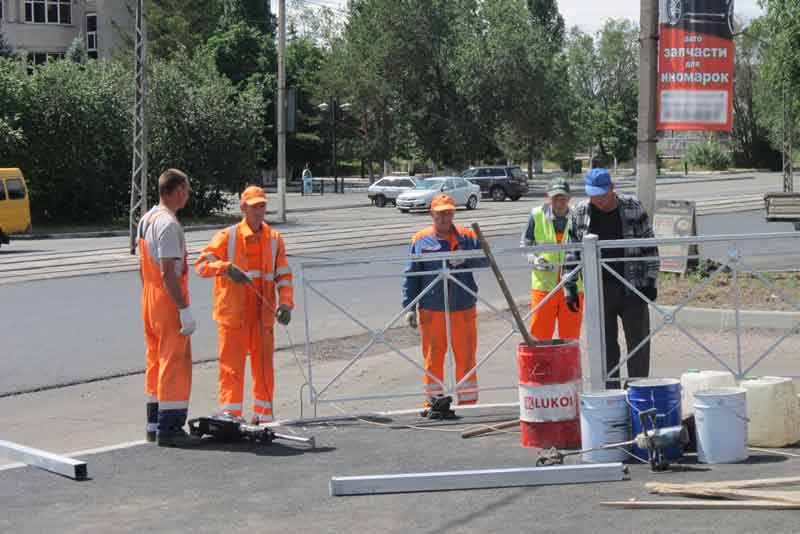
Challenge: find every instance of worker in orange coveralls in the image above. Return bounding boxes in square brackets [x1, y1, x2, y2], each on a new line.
[195, 186, 293, 424]
[402, 194, 487, 418]
[138, 168, 196, 447]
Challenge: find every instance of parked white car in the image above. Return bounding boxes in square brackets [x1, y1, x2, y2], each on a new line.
[367, 176, 418, 207]
[395, 177, 480, 212]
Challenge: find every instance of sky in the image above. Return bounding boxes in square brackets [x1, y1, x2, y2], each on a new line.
[273, 0, 766, 33]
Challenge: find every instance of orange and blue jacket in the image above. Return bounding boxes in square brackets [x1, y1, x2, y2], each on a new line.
[402, 225, 487, 312]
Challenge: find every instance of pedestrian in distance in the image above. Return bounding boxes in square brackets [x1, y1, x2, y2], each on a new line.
[520, 177, 583, 340]
[195, 186, 294, 425]
[402, 194, 487, 417]
[564, 168, 660, 388]
[137, 168, 196, 447]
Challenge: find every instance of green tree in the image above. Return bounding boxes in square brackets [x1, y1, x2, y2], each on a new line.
[478, 0, 572, 178]
[147, 50, 266, 215]
[566, 20, 639, 166]
[138, 0, 223, 59]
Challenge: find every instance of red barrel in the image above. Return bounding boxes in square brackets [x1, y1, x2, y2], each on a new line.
[517, 340, 581, 448]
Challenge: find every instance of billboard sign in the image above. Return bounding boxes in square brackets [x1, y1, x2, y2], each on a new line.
[657, 0, 735, 132]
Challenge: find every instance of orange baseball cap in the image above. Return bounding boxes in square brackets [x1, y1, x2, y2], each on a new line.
[430, 194, 456, 212]
[240, 186, 268, 206]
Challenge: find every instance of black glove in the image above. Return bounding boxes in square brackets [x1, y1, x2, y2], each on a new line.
[227, 264, 250, 284]
[564, 285, 580, 313]
[276, 305, 292, 325]
[640, 284, 658, 302]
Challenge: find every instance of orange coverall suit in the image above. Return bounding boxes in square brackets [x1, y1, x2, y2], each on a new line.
[138, 208, 192, 437]
[402, 226, 486, 407]
[522, 205, 583, 340]
[195, 221, 293, 422]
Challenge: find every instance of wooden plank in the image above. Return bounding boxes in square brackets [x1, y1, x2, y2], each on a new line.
[646, 476, 800, 493]
[461, 420, 519, 439]
[0, 440, 88, 480]
[601, 500, 800, 510]
[330, 462, 627, 496]
[650, 486, 800, 505]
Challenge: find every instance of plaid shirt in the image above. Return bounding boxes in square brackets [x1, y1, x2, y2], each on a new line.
[565, 194, 659, 292]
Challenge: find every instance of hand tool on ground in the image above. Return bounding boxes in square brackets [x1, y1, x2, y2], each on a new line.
[535, 408, 689, 472]
[188, 412, 315, 448]
[421, 394, 456, 419]
[471, 222, 535, 347]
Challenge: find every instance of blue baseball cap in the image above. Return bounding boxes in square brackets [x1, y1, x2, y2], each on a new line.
[585, 168, 613, 196]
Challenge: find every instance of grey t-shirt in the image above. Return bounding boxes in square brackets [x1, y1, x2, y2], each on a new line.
[139, 206, 186, 276]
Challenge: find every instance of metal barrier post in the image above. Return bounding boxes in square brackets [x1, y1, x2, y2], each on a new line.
[581, 234, 606, 391]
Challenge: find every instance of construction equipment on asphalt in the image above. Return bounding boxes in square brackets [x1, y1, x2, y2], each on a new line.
[535, 408, 689, 472]
[188, 413, 315, 448]
[330, 462, 627, 496]
[471, 222, 535, 347]
[420, 394, 456, 420]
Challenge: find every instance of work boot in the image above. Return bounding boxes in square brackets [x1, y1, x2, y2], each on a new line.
[146, 430, 157, 443]
[157, 429, 202, 448]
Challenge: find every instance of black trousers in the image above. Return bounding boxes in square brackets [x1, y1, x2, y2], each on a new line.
[603, 281, 651, 388]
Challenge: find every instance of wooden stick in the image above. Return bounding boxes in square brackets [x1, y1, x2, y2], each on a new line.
[749, 447, 800, 458]
[650, 487, 800, 505]
[461, 419, 519, 439]
[471, 222, 535, 347]
[647, 476, 800, 492]
[601, 500, 800, 510]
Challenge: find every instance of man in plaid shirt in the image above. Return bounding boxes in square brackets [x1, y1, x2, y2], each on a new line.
[563, 168, 659, 388]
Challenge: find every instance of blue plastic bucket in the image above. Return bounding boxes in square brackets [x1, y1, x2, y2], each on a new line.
[627, 378, 683, 460]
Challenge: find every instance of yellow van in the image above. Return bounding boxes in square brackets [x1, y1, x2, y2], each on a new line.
[0, 168, 32, 247]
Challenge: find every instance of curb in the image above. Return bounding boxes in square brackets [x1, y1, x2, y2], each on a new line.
[650, 305, 800, 331]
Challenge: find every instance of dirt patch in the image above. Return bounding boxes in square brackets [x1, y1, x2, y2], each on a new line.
[659, 270, 800, 311]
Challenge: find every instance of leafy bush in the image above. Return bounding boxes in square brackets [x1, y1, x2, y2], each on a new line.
[685, 140, 733, 170]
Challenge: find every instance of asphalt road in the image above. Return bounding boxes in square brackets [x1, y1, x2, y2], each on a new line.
[2, 173, 798, 395]
[1, 407, 797, 534]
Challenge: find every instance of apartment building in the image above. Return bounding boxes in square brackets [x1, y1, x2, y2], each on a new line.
[0, 0, 133, 63]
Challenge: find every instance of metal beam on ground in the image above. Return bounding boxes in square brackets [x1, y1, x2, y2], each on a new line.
[329, 462, 627, 496]
[0, 440, 88, 480]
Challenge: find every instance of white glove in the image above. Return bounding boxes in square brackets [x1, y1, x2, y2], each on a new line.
[179, 307, 196, 336]
[405, 311, 418, 329]
[449, 258, 465, 268]
[533, 256, 556, 272]
[526, 253, 537, 265]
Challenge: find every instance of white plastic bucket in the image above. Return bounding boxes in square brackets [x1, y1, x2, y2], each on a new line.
[579, 390, 630, 463]
[694, 387, 749, 464]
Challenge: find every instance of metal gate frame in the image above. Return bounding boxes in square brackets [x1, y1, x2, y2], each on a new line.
[300, 242, 582, 412]
[582, 231, 800, 390]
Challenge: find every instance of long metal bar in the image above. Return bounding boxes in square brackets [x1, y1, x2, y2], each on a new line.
[731, 246, 744, 375]
[329, 463, 627, 496]
[581, 235, 606, 390]
[382, 339, 448, 392]
[442, 264, 456, 397]
[301, 264, 316, 409]
[128, 0, 147, 255]
[0, 440, 88, 480]
[276, 0, 287, 221]
[595, 232, 800, 248]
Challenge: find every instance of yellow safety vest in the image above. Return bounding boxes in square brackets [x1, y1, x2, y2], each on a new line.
[531, 207, 583, 293]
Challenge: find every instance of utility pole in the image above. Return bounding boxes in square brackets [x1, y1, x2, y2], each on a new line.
[332, 97, 339, 193]
[128, 0, 147, 255]
[783, 80, 794, 193]
[636, 0, 659, 217]
[277, 0, 287, 222]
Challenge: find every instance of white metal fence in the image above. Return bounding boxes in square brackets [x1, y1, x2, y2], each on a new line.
[298, 231, 800, 416]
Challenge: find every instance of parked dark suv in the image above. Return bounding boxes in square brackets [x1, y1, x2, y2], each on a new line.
[462, 166, 529, 201]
